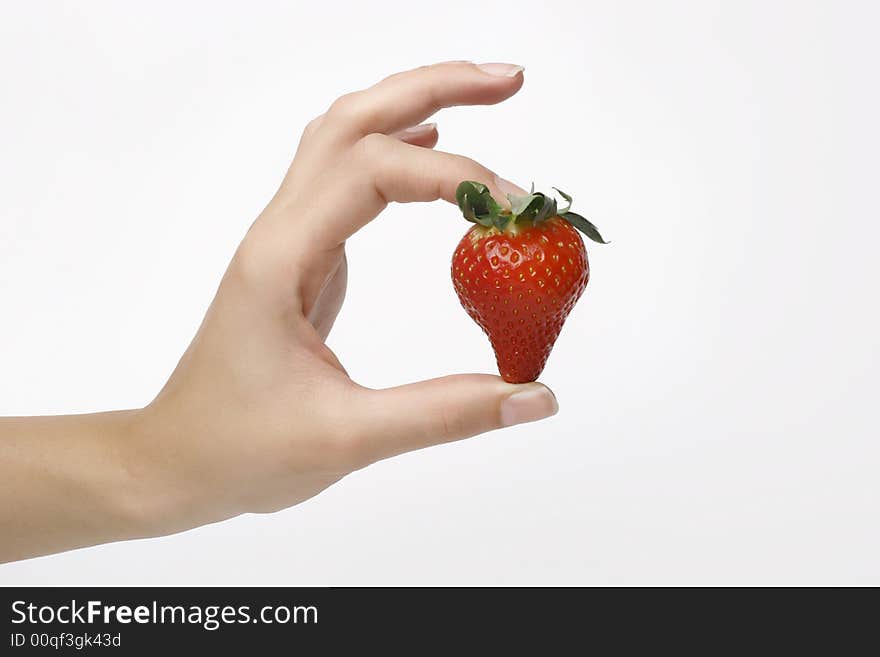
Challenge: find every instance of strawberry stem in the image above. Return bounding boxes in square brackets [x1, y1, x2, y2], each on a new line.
[455, 181, 608, 244]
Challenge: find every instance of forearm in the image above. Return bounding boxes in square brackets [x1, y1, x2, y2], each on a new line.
[0, 410, 152, 563]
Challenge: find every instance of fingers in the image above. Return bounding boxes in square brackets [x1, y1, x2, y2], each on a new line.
[348, 375, 558, 465]
[368, 134, 506, 204]
[391, 122, 438, 148]
[252, 61, 526, 276]
[323, 61, 523, 138]
[311, 135, 524, 246]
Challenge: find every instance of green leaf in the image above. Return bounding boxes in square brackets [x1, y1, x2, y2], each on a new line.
[553, 187, 572, 214]
[532, 195, 558, 223]
[561, 212, 609, 244]
[459, 192, 476, 222]
[456, 180, 503, 227]
[506, 191, 558, 224]
[507, 192, 541, 217]
[493, 213, 512, 231]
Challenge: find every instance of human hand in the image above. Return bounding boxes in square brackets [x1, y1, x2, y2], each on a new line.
[130, 62, 559, 537]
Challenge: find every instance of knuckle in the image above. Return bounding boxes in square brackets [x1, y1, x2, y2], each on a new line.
[327, 92, 359, 121]
[313, 393, 375, 471]
[380, 69, 407, 85]
[302, 114, 324, 138]
[228, 222, 278, 288]
[328, 92, 383, 132]
[437, 405, 465, 442]
[227, 221, 305, 299]
[355, 132, 390, 164]
[321, 425, 371, 471]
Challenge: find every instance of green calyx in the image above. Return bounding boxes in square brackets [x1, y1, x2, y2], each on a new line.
[455, 180, 608, 244]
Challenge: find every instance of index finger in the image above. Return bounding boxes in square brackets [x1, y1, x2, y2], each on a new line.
[322, 61, 524, 138]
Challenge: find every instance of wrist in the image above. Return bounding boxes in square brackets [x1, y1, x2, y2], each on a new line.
[121, 402, 246, 540]
[92, 409, 173, 542]
[113, 406, 199, 540]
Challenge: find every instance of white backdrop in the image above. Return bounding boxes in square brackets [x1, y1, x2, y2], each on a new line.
[1, 1, 878, 585]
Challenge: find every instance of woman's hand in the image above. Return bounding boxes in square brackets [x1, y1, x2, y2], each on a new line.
[0, 62, 559, 561]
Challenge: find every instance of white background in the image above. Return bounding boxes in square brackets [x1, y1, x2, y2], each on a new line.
[1, 1, 878, 585]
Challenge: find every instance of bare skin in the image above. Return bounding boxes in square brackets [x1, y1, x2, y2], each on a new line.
[0, 62, 558, 564]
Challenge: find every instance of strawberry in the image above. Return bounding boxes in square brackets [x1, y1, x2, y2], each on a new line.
[451, 181, 607, 383]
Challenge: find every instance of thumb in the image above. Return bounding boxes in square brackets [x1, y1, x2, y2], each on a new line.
[354, 374, 558, 463]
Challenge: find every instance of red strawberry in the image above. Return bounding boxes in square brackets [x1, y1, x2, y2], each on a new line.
[451, 182, 607, 383]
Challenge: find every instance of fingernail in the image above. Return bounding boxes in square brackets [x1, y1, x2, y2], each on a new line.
[494, 174, 529, 197]
[501, 384, 558, 426]
[476, 62, 525, 78]
[401, 122, 437, 136]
